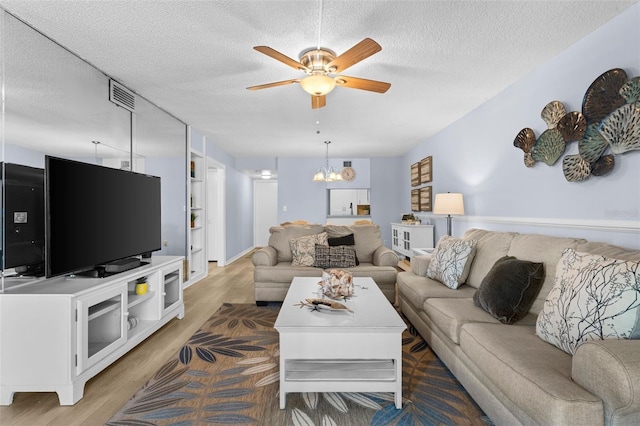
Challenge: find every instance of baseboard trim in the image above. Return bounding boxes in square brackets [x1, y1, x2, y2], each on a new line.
[225, 247, 255, 265]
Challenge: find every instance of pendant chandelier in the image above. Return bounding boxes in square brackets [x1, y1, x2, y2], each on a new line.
[313, 141, 343, 182]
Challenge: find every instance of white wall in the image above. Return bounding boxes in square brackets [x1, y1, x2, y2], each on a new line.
[403, 3, 640, 248]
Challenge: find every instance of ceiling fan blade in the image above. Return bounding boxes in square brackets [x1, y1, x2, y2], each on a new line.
[336, 75, 390, 93]
[326, 38, 382, 73]
[253, 46, 309, 72]
[246, 79, 300, 90]
[312, 95, 326, 109]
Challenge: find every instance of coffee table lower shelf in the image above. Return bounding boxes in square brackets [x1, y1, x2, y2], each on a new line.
[285, 359, 396, 381]
[279, 356, 402, 409]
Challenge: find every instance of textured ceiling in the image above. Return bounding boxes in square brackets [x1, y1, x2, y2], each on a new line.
[1, 0, 636, 159]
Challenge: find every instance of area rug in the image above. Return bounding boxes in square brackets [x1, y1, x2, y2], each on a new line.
[107, 303, 491, 425]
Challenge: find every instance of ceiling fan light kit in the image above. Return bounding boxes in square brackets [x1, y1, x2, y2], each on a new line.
[248, 38, 390, 109]
[300, 73, 336, 96]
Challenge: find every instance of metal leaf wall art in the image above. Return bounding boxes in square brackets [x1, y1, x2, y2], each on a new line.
[513, 68, 640, 182]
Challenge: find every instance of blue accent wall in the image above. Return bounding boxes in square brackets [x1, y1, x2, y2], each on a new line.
[402, 3, 640, 247]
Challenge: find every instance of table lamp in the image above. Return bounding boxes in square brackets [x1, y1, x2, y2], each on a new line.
[433, 193, 464, 236]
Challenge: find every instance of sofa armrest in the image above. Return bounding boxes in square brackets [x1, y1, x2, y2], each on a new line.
[411, 255, 431, 276]
[252, 246, 278, 266]
[372, 246, 399, 267]
[572, 339, 640, 425]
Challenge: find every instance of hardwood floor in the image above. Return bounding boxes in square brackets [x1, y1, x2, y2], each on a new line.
[0, 253, 256, 425]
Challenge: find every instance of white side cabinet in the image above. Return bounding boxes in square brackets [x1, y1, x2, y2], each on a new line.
[391, 223, 434, 258]
[0, 256, 184, 406]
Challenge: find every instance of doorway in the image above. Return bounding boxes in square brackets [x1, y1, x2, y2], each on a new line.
[207, 160, 226, 266]
[254, 180, 278, 247]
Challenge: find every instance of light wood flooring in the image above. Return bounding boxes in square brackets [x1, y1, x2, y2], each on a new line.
[0, 253, 256, 425]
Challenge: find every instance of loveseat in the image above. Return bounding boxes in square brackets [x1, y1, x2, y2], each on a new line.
[397, 228, 640, 425]
[252, 223, 398, 304]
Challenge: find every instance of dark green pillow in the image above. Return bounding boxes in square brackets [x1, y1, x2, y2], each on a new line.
[473, 256, 545, 324]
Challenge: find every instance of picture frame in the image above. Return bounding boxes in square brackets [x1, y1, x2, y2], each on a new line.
[411, 189, 420, 211]
[420, 156, 432, 183]
[411, 162, 421, 187]
[419, 186, 432, 212]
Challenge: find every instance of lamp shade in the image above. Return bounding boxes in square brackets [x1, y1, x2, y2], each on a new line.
[300, 74, 336, 96]
[433, 193, 465, 215]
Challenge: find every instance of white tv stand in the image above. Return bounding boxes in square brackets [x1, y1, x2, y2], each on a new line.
[0, 256, 184, 405]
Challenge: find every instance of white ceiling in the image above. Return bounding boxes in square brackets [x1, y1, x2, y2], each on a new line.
[1, 0, 636, 159]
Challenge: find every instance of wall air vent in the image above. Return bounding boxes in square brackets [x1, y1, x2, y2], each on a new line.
[109, 79, 136, 113]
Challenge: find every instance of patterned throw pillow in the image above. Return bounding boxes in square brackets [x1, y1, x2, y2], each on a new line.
[536, 248, 640, 355]
[426, 235, 477, 289]
[289, 232, 328, 266]
[314, 245, 357, 269]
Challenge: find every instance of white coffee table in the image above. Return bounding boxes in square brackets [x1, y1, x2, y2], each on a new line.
[274, 276, 406, 409]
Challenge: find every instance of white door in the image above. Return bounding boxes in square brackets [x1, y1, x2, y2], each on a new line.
[254, 180, 278, 247]
[207, 168, 219, 261]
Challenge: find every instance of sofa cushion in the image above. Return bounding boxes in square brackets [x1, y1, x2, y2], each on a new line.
[268, 224, 326, 262]
[325, 224, 382, 264]
[254, 262, 324, 283]
[427, 235, 477, 289]
[290, 232, 328, 266]
[576, 241, 640, 262]
[424, 298, 510, 344]
[314, 245, 357, 268]
[473, 256, 545, 324]
[342, 264, 398, 287]
[397, 272, 476, 312]
[460, 323, 603, 425]
[507, 233, 586, 314]
[463, 229, 517, 288]
[536, 248, 640, 355]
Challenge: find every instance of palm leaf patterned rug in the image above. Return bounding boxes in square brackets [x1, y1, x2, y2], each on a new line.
[107, 303, 491, 425]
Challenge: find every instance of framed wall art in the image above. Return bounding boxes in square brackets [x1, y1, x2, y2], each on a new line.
[420, 156, 432, 183]
[411, 189, 420, 211]
[419, 186, 432, 212]
[411, 162, 421, 187]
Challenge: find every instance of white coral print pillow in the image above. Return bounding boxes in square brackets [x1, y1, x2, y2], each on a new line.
[289, 232, 328, 266]
[536, 248, 640, 355]
[426, 236, 477, 289]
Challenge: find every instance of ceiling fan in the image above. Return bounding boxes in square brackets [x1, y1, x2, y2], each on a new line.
[247, 38, 391, 109]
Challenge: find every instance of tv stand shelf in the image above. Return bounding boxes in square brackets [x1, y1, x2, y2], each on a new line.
[0, 256, 184, 406]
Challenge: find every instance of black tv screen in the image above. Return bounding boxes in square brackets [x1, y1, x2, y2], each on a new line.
[45, 156, 161, 278]
[1, 162, 45, 274]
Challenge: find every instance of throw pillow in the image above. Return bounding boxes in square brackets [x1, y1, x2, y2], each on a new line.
[289, 232, 328, 266]
[427, 235, 478, 289]
[328, 233, 359, 265]
[536, 248, 640, 355]
[314, 245, 357, 269]
[473, 256, 545, 324]
[328, 233, 355, 246]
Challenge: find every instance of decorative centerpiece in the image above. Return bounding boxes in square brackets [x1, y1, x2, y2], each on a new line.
[319, 269, 353, 299]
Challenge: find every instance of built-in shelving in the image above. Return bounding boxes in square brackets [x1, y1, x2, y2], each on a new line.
[187, 147, 207, 286]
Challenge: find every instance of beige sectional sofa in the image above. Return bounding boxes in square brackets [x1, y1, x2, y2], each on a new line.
[252, 223, 398, 304]
[397, 228, 640, 425]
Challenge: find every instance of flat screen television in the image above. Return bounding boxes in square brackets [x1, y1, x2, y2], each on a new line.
[45, 156, 161, 278]
[1, 162, 45, 275]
